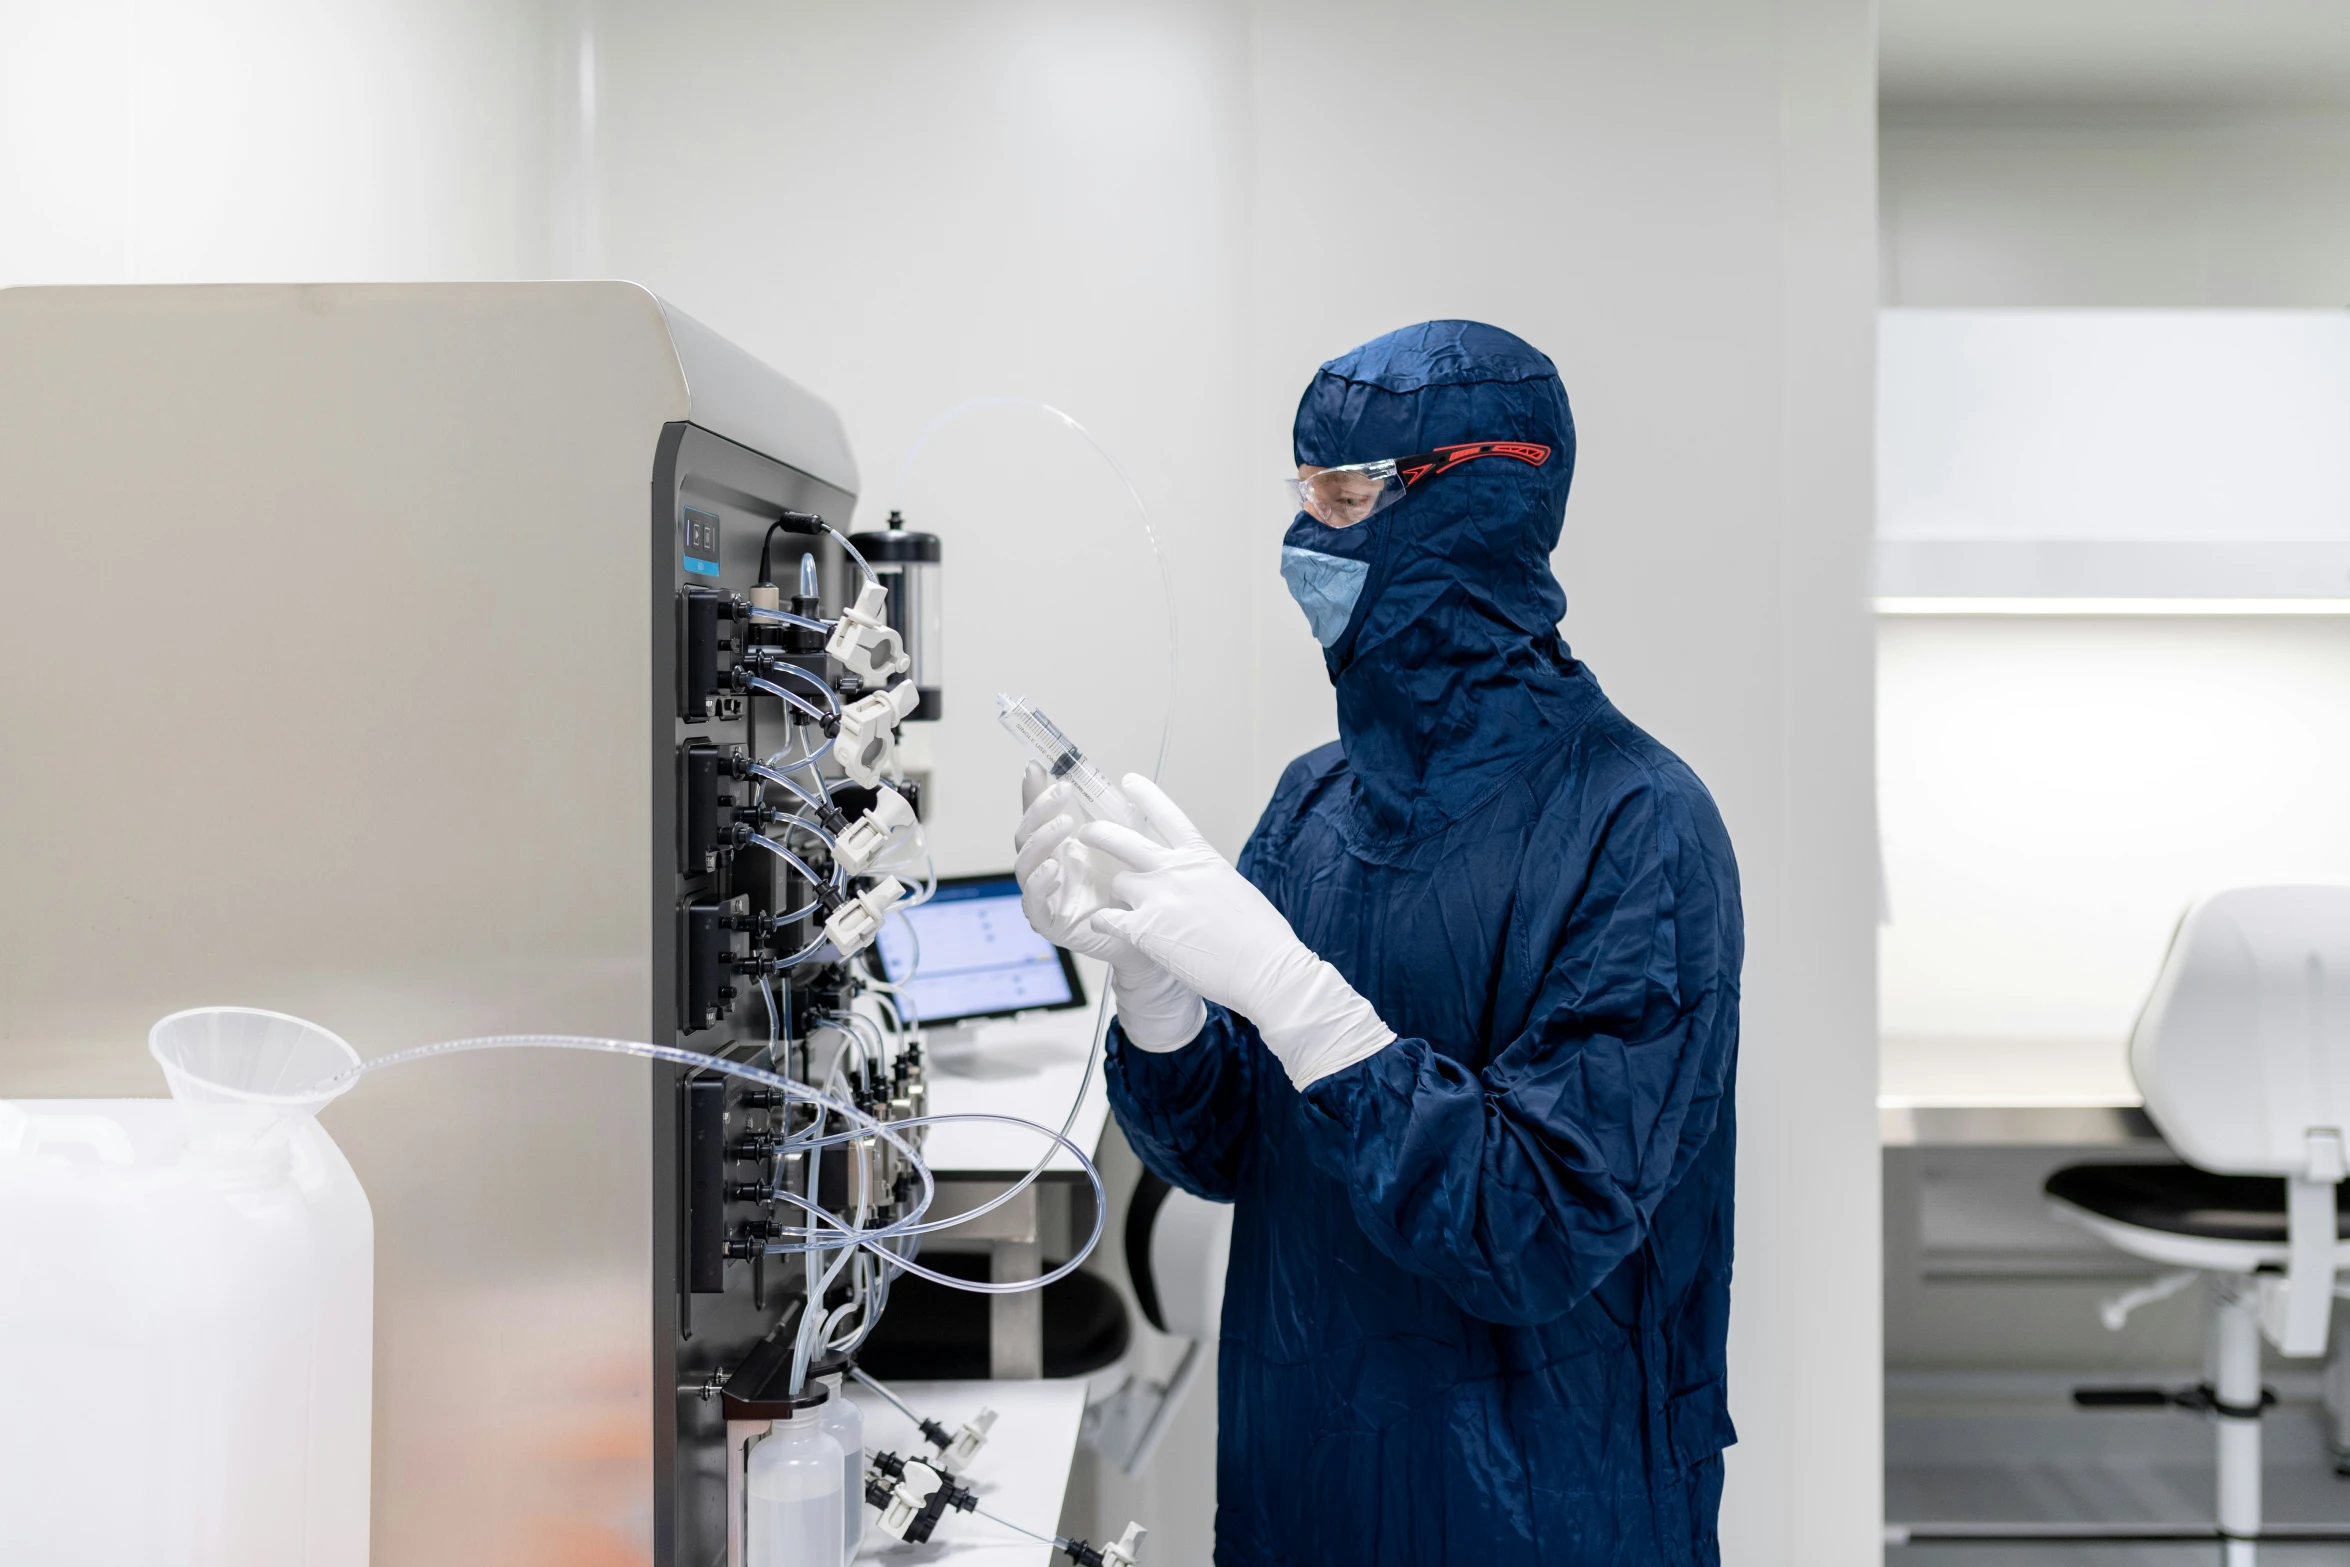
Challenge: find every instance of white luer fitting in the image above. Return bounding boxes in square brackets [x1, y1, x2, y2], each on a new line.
[835, 786, 918, 874]
[1102, 1522, 1148, 1567]
[827, 581, 911, 683]
[837, 680, 921, 787]
[824, 877, 906, 958]
[942, 1407, 996, 1467]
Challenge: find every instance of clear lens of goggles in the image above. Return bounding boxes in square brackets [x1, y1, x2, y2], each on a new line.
[1285, 461, 1407, 528]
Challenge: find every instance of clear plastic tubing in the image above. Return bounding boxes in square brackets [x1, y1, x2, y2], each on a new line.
[745, 675, 830, 726]
[893, 397, 1175, 778]
[336, 1033, 1104, 1278]
[850, 399, 1177, 1292]
[760, 1111, 1105, 1268]
[756, 812, 839, 857]
[825, 522, 879, 592]
[329, 1036, 1105, 1280]
[742, 605, 834, 635]
[754, 660, 840, 713]
[765, 734, 836, 775]
[744, 832, 838, 892]
[751, 762, 827, 812]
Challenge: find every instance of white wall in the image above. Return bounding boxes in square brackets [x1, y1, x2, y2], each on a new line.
[0, 3, 1883, 1560]
[580, 0, 1258, 862]
[1882, 108, 2350, 307]
[1881, 613, 2350, 1051]
[1877, 104, 2350, 1074]
[0, 0, 553, 285]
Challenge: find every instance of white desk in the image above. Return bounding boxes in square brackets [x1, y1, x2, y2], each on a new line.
[850, 1379, 1088, 1565]
[1879, 1035, 2159, 1148]
[918, 981, 1112, 1177]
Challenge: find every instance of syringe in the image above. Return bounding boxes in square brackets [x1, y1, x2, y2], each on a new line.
[997, 695, 1115, 807]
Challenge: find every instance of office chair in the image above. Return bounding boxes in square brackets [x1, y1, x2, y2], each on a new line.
[2046, 883, 2350, 1567]
[1084, 1171, 1231, 1475]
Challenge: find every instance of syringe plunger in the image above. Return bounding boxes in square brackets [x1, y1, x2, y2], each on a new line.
[995, 694, 1113, 804]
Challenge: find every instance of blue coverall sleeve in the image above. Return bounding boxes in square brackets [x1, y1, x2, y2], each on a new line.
[1292, 780, 1740, 1326]
[1103, 1007, 1261, 1203]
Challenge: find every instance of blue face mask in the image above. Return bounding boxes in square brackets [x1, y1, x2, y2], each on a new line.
[1280, 545, 1370, 648]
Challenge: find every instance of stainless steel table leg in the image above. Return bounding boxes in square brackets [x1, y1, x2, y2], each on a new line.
[930, 1179, 1046, 1380]
[990, 1236, 1043, 1379]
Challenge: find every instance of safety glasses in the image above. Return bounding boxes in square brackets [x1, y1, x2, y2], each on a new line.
[1285, 440, 1553, 528]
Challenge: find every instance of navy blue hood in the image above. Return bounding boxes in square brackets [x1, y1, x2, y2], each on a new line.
[1285, 320, 1586, 845]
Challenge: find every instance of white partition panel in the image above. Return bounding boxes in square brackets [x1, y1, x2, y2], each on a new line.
[1880, 309, 2350, 598]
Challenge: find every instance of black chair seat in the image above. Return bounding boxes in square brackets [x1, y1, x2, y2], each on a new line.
[2046, 1163, 2350, 1243]
[853, 1254, 1130, 1381]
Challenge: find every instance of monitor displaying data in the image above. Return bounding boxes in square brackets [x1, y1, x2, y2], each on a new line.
[873, 875, 1082, 1025]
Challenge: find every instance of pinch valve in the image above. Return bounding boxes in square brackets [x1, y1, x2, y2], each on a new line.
[828, 581, 911, 683]
[837, 681, 921, 788]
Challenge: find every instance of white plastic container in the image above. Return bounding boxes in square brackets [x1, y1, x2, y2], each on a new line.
[0, 1010, 372, 1566]
[817, 1371, 865, 1562]
[746, 1401, 845, 1567]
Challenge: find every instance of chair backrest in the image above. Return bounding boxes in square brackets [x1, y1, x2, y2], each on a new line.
[1125, 1171, 1231, 1342]
[2133, 883, 2350, 1176]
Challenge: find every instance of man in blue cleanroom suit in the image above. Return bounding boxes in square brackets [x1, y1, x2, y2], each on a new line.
[1013, 320, 1742, 1565]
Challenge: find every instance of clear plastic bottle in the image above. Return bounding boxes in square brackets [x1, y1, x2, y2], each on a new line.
[816, 1371, 865, 1562]
[746, 1398, 844, 1567]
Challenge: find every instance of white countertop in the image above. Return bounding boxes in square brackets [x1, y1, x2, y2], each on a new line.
[849, 1379, 1089, 1565]
[1878, 1033, 2141, 1111]
[915, 975, 1113, 1177]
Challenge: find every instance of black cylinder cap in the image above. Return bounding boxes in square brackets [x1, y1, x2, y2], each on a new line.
[849, 521, 941, 563]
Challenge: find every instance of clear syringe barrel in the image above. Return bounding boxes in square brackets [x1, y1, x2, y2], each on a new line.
[996, 694, 1114, 806]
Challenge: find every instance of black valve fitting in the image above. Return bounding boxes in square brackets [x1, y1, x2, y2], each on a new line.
[756, 511, 828, 586]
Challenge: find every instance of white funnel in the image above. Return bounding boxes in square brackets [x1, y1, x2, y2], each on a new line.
[149, 1007, 361, 1146]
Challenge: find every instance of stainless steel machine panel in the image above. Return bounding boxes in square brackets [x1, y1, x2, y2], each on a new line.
[0, 282, 857, 1567]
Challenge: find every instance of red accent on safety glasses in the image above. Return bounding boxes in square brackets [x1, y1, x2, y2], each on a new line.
[1398, 440, 1553, 488]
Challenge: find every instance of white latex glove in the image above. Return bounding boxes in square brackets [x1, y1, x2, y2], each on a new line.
[1079, 774, 1396, 1088]
[1013, 764, 1204, 1050]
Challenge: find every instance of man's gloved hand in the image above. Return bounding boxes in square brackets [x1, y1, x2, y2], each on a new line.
[1013, 764, 1204, 1050]
[1077, 775, 1396, 1088]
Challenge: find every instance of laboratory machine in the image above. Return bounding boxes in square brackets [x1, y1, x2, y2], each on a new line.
[0, 282, 1126, 1567]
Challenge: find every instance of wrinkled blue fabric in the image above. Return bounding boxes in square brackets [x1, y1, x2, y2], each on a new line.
[1105, 320, 1744, 1566]
[1277, 544, 1370, 646]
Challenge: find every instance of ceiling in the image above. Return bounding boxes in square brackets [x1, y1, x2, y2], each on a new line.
[1882, 0, 2350, 111]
